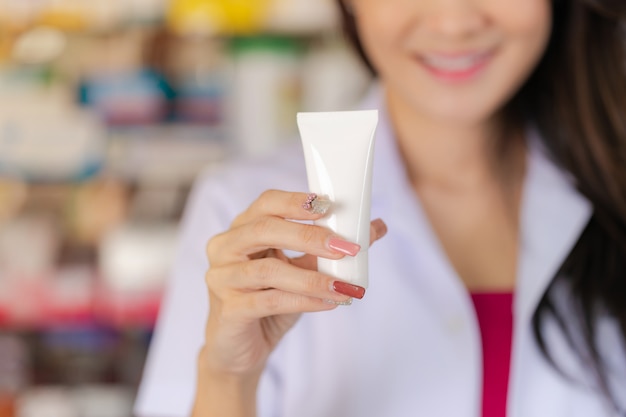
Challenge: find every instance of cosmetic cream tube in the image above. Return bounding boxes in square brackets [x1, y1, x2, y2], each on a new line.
[297, 110, 378, 289]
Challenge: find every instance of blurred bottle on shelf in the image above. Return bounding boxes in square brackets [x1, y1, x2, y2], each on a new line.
[0, 0, 167, 32]
[16, 384, 134, 417]
[34, 328, 116, 386]
[0, 213, 62, 327]
[71, 385, 134, 417]
[98, 222, 177, 293]
[96, 220, 176, 327]
[10, 26, 67, 66]
[65, 180, 129, 247]
[0, 1, 39, 31]
[229, 35, 303, 157]
[265, 0, 339, 34]
[0, 179, 28, 226]
[167, 0, 273, 36]
[160, 33, 228, 125]
[0, 334, 29, 417]
[16, 387, 77, 417]
[301, 38, 372, 112]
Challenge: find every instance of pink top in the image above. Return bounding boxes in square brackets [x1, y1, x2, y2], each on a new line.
[470, 292, 514, 417]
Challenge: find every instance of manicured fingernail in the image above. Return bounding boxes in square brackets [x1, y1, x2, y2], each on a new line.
[373, 218, 388, 238]
[324, 298, 353, 306]
[302, 193, 331, 215]
[332, 281, 366, 299]
[328, 237, 360, 256]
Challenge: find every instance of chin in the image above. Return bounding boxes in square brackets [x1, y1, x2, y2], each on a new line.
[423, 103, 501, 128]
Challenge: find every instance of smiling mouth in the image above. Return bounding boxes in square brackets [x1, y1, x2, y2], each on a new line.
[417, 50, 495, 82]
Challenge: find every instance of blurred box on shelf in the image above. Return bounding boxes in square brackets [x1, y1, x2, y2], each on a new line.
[167, 0, 273, 36]
[79, 69, 172, 127]
[66, 180, 129, 247]
[71, 385, 135, 417]
[166, 0, 339, 36]
[0, 184, 178, 329]
[16, 385, 134, 417]
[93, 286, 162, 329]
[0, 264, 163, 330]
[163, 35, 228, 125]
[0, 334, 29, 417]
[99, 222, 177, 294]
[0, 78, 106, 182]
[0, 214, 61, 281]
[0, 0, 167, 32]
[0, 269, 92, 329]
[17, 387, 78, 417]
[95, 221, 177, 328]
[265, 0, 339, 34]
[106, 125, 228, 185]
[42, 266, 96, 327]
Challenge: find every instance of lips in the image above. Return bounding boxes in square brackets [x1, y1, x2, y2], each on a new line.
[417, 50, 495, 81]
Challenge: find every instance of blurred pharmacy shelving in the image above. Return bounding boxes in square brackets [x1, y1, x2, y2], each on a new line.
[0, 0, 372, 416]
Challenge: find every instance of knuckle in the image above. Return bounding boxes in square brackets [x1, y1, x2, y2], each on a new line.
[205, 232, 225, 261]
[258, 189, 276, 200]
[257, 189, 277, 210]
[204, 268, 225, 297]
[298, 224, 321, 246]
[288, 294, 309, 311]
[239, 260, 255, 280]
[290, 191, 305, 208]
[230, 212, 246, 228]
[255, 257, 281, 281]
[259, 291, 282, 313]
[204, 269, 216, 287]
[205, 236, 217, 259]
[252, 216, 275, 236]
[301, 270, 323, 293]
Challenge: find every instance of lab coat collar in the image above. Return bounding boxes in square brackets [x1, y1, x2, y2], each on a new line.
[516, 133, 592, 321]
[361, 85, 592, 321]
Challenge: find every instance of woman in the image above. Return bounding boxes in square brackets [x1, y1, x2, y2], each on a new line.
[135, 0, 626, 416]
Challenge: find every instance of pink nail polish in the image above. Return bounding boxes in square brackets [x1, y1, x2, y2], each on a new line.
[332, 281, 366, 299]
[328, 237, 361, 256]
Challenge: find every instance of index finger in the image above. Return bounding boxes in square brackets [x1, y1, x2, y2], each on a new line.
[231, 190, 329, 228]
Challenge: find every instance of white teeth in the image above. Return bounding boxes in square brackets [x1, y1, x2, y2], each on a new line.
[422, 54, 485, 72]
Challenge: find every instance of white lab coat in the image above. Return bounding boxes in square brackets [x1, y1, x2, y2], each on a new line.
[134, 86, 626, 417]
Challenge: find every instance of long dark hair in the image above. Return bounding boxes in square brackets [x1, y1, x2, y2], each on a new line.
[337, 0, 626, 411]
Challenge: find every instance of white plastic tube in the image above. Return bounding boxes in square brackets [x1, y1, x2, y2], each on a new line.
[297, 110, 378, 289]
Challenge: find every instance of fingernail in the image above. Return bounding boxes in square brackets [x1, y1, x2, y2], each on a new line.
[302, 193, 331, 215]
[332, 281, 366, 299]
[328, 237, 360, 256]
[373, 219, 388, 238]
[324, 298, 353, 306]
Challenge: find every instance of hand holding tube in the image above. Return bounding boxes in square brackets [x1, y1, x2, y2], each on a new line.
[193, 190, 387, 416]
[298, 110, 379, 289]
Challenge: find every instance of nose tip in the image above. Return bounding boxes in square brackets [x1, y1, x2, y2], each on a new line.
[424, 5, 487, 37]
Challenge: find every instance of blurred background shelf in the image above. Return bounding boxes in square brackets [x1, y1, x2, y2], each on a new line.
[0, 0, 372, 416]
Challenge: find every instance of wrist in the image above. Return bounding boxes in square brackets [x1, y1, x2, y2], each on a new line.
[194, 349, 261, 417]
